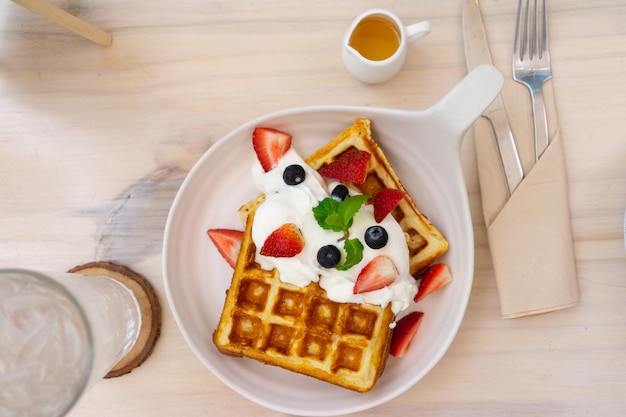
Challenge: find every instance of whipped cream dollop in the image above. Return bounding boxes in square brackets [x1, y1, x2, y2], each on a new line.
[251, 147, 417, 315]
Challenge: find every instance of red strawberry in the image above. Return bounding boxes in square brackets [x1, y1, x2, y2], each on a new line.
[414, 263, 453, 303]
[259, 223, 304, 258]
[353, 255, 398, 294]
[318, 150, 371, 184]
[207, 228, 244, 269]
[252, 127, 292, 172]
[390, 311, 424, 357]
[372, 188, 406, 223]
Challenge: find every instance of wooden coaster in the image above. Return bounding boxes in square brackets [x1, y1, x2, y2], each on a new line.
[68, 261, 161, 378]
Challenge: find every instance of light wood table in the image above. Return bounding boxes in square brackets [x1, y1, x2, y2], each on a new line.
[10, 0, 112, 46]
[1, 0, 625, 415]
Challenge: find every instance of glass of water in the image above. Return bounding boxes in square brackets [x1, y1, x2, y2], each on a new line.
[0, 269, 141, 417]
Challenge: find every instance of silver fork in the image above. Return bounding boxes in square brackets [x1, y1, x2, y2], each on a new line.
[512, 0, 552, 161]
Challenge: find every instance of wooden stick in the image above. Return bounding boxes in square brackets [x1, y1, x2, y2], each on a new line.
[11, 0, 112, 46]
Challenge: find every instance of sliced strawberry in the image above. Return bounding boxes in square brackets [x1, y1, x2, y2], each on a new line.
[353, 255, 398, 294]
[252, 127, 292, 172]
[372, 188, 406, 223]
[318, 150, 371, 184]
[207, 228, 244, 269]
[414, 263, 453, 303]
[259, 223, 304, 258]
[390, 311, 424, 357]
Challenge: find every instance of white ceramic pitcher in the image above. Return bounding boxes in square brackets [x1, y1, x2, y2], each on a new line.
[342, 9, 431, 84]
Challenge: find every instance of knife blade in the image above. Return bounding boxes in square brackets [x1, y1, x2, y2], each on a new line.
[462, 0, 524, 195]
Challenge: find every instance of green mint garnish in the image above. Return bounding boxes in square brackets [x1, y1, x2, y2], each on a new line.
[312, 194, 371, 239]
[312, 194, 370, 271]
[336, 238, 364, 271]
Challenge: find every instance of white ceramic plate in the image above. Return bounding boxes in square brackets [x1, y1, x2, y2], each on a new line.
[163, 65, 503, 416]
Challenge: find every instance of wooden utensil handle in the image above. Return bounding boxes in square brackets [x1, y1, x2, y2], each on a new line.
[11, 0, 112, 46]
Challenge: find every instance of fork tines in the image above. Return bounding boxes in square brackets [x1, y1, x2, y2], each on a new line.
[514, 0, 550, 62]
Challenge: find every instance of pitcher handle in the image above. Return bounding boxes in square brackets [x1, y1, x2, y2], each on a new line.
[405, 21, 432, 43]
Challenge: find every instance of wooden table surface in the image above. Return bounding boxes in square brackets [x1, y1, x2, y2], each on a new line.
[1, 0, 625, 415]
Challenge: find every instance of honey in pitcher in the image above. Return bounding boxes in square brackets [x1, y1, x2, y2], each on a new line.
[349, 15, 401, 61]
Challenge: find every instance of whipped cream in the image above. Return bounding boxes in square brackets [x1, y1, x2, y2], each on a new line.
[251, 147, 417, 315]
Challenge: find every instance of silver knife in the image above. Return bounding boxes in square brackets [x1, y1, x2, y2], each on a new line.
[462, 0, 524, 195]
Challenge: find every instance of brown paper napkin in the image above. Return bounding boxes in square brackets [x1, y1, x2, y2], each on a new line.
[473, 78, 580, 319]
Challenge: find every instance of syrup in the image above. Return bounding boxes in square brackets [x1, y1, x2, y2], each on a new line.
[349, 15, 401, 61]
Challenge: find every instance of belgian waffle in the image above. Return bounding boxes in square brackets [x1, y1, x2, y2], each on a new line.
[239, 118, 448, 276]
[214, 118, 448, 392]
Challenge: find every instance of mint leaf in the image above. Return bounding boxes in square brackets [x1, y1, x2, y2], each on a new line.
[337, 194, 370, 229]
[313, 194, 371, 237]
[336, 238, 364, 271]
[324, 213, 344, 231]
[312, 198, 341, 231]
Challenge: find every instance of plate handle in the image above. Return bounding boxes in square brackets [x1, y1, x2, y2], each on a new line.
[428, 64, 503, 144]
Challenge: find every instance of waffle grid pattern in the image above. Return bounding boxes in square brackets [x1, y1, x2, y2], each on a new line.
[214, 215, 394, 392]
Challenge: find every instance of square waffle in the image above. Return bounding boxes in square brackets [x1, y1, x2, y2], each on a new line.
[213, 118, 448, 392]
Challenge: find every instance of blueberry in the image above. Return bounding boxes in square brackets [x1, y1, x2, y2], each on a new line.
[330, 184, 349, 201]
[317, 245, 341, 268]
[283, 164, 306, 185]
[364, 226, 388, 249]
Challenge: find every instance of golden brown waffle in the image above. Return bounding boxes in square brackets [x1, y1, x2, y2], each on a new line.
[214, 118, 448, 392]
[214, 205, 395, 392]
[240, 118, 448, 276]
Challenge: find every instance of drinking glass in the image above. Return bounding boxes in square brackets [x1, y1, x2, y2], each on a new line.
[0, 268, 141, 417]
